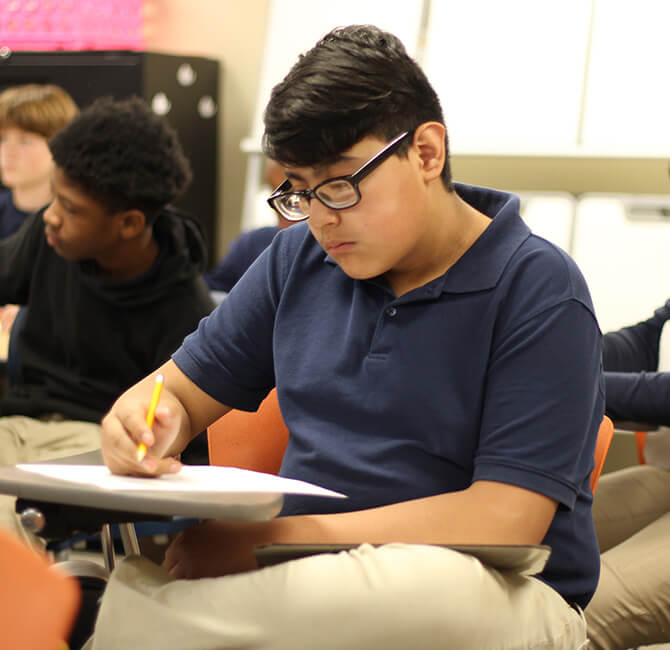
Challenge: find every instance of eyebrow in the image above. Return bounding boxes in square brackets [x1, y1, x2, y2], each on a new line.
[50, 175, 83, 208]
[54, 189, 79, 210]
[284, 170, 306, 183]
[284, 153, 362, 183]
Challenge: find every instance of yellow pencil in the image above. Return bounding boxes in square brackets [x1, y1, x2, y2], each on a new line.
[137, 373, 164, 462]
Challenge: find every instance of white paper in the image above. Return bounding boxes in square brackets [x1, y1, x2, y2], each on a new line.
[17, 464, 346, 499]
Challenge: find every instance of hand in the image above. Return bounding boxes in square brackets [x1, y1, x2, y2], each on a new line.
[101, 380, 184, 477]
[162, 519, 264, 579]
[0, 304, 19, 332]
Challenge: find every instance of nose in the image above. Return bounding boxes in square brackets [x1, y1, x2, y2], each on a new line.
[43, 202, 60, 228]
[308, 198, 340, 228]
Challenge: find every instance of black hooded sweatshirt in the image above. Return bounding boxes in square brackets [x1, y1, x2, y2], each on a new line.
[0, 206, 215, 422]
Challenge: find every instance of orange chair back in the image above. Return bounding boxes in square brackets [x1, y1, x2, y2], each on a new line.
[207, 395, 614, 495]
[0, 528, 81, 650]
[207, 388, 288, 474]
[591, 415, 614, 493]
[634, 430, 647, 465]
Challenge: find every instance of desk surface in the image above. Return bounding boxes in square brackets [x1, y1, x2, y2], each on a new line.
[0, 450, 284, 521]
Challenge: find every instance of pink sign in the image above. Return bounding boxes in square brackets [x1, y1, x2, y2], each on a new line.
[0, 0, 144, 51]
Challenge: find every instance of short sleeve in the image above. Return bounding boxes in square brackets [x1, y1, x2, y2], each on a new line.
[474, 298, 604, 509]
[172, 236, 288, 411]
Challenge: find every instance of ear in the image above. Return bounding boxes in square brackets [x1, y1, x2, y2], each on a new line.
[117, 209, 148, 239]
[412, 122, 446, 183]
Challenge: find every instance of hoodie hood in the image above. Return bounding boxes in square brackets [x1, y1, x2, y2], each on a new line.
[78, 205, 209, 308]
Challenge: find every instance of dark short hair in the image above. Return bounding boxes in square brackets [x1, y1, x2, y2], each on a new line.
[49, 96, 192, 222]
[263, 24, 452, 189]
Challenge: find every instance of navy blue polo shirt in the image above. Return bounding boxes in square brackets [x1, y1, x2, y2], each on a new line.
[204, 226, 279, 292]
[0, 189, 30, 239]
[173, 182, 604, 608]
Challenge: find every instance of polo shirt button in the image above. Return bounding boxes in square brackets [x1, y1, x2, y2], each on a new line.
[385, 306, 398, 317]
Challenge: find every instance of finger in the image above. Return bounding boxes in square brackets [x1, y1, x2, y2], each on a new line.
[139, 455, 182, 476]
[162, 531, 185, 572]
[101, 415, 177, 478]
[167, 560, 185, 580]
[101, 414, 141, 473]
[119, 407, 156, 448]
[140, 404, 179, 457]
[116, 409, 158, 470]
[152, 404, 171, 423]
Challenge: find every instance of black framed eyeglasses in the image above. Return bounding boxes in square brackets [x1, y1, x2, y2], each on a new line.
[267, 131, 411, 222]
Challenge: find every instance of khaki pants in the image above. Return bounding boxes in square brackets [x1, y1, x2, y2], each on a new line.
[85, 543, 587, 650]
[0, 416, 101, 543]
[586, 465, 670, 649]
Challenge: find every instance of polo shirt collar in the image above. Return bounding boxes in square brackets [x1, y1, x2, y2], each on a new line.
[436, 183, 530, 294]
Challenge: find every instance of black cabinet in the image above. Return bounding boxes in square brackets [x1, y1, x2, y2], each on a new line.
[0, 50, 220, 266]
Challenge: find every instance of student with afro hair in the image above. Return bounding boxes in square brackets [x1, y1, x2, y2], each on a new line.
[0, 96, 214, 542]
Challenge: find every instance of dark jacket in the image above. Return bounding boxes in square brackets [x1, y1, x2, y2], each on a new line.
[0, 206, 214, 421]
[603, 299, 670, 425]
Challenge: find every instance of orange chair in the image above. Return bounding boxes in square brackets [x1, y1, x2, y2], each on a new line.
[208, 405, 614, 575]
[634, 430, 647, 465]
[591, 415, 614, 493]
[0, 528, 81, 650]
[208, 394, 614, 496]
[207, 388, 288, 473]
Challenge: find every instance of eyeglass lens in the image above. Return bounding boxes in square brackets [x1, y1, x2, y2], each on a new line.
[276, 180, 358, 220]
[270, 131, 410, 220]
[315, 180, 358, 208]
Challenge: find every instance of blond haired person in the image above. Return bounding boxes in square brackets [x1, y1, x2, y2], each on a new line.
[0, 84, 77, 334]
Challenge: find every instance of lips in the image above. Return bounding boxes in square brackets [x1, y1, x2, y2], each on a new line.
[324, 240, 355, 253]
[45, 228, 59, 248]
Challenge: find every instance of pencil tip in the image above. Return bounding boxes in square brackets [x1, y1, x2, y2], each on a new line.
[137, 443, 147, 462]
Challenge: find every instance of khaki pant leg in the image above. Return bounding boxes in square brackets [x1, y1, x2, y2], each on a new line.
[592, 464, 670, 551]
[585, 511, 670, 650]
[0, 416, 101, 543]
[89, 543, 587, 650]
[0, 415, 102, 465]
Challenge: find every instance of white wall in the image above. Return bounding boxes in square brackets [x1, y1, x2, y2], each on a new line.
[144, 0, 271, 258]
[144, 0, 670, 257]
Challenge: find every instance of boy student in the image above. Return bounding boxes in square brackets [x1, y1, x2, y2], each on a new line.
[0, 83, 78, 239]
[585, 300, 670, 649]
[204, 158, 292, 293]
[0, 84, 78, 333]
[0, 97, 214, 538]
[93, 26, 603, 650]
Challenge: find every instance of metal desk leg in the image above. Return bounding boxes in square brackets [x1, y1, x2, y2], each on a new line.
[119, 522, 141, 556]
[100, 524, 115, 573]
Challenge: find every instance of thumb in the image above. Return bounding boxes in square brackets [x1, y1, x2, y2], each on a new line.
[140, 454, 182, 476]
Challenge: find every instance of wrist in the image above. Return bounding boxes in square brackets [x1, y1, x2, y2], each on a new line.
[257, 513, 327, 546]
